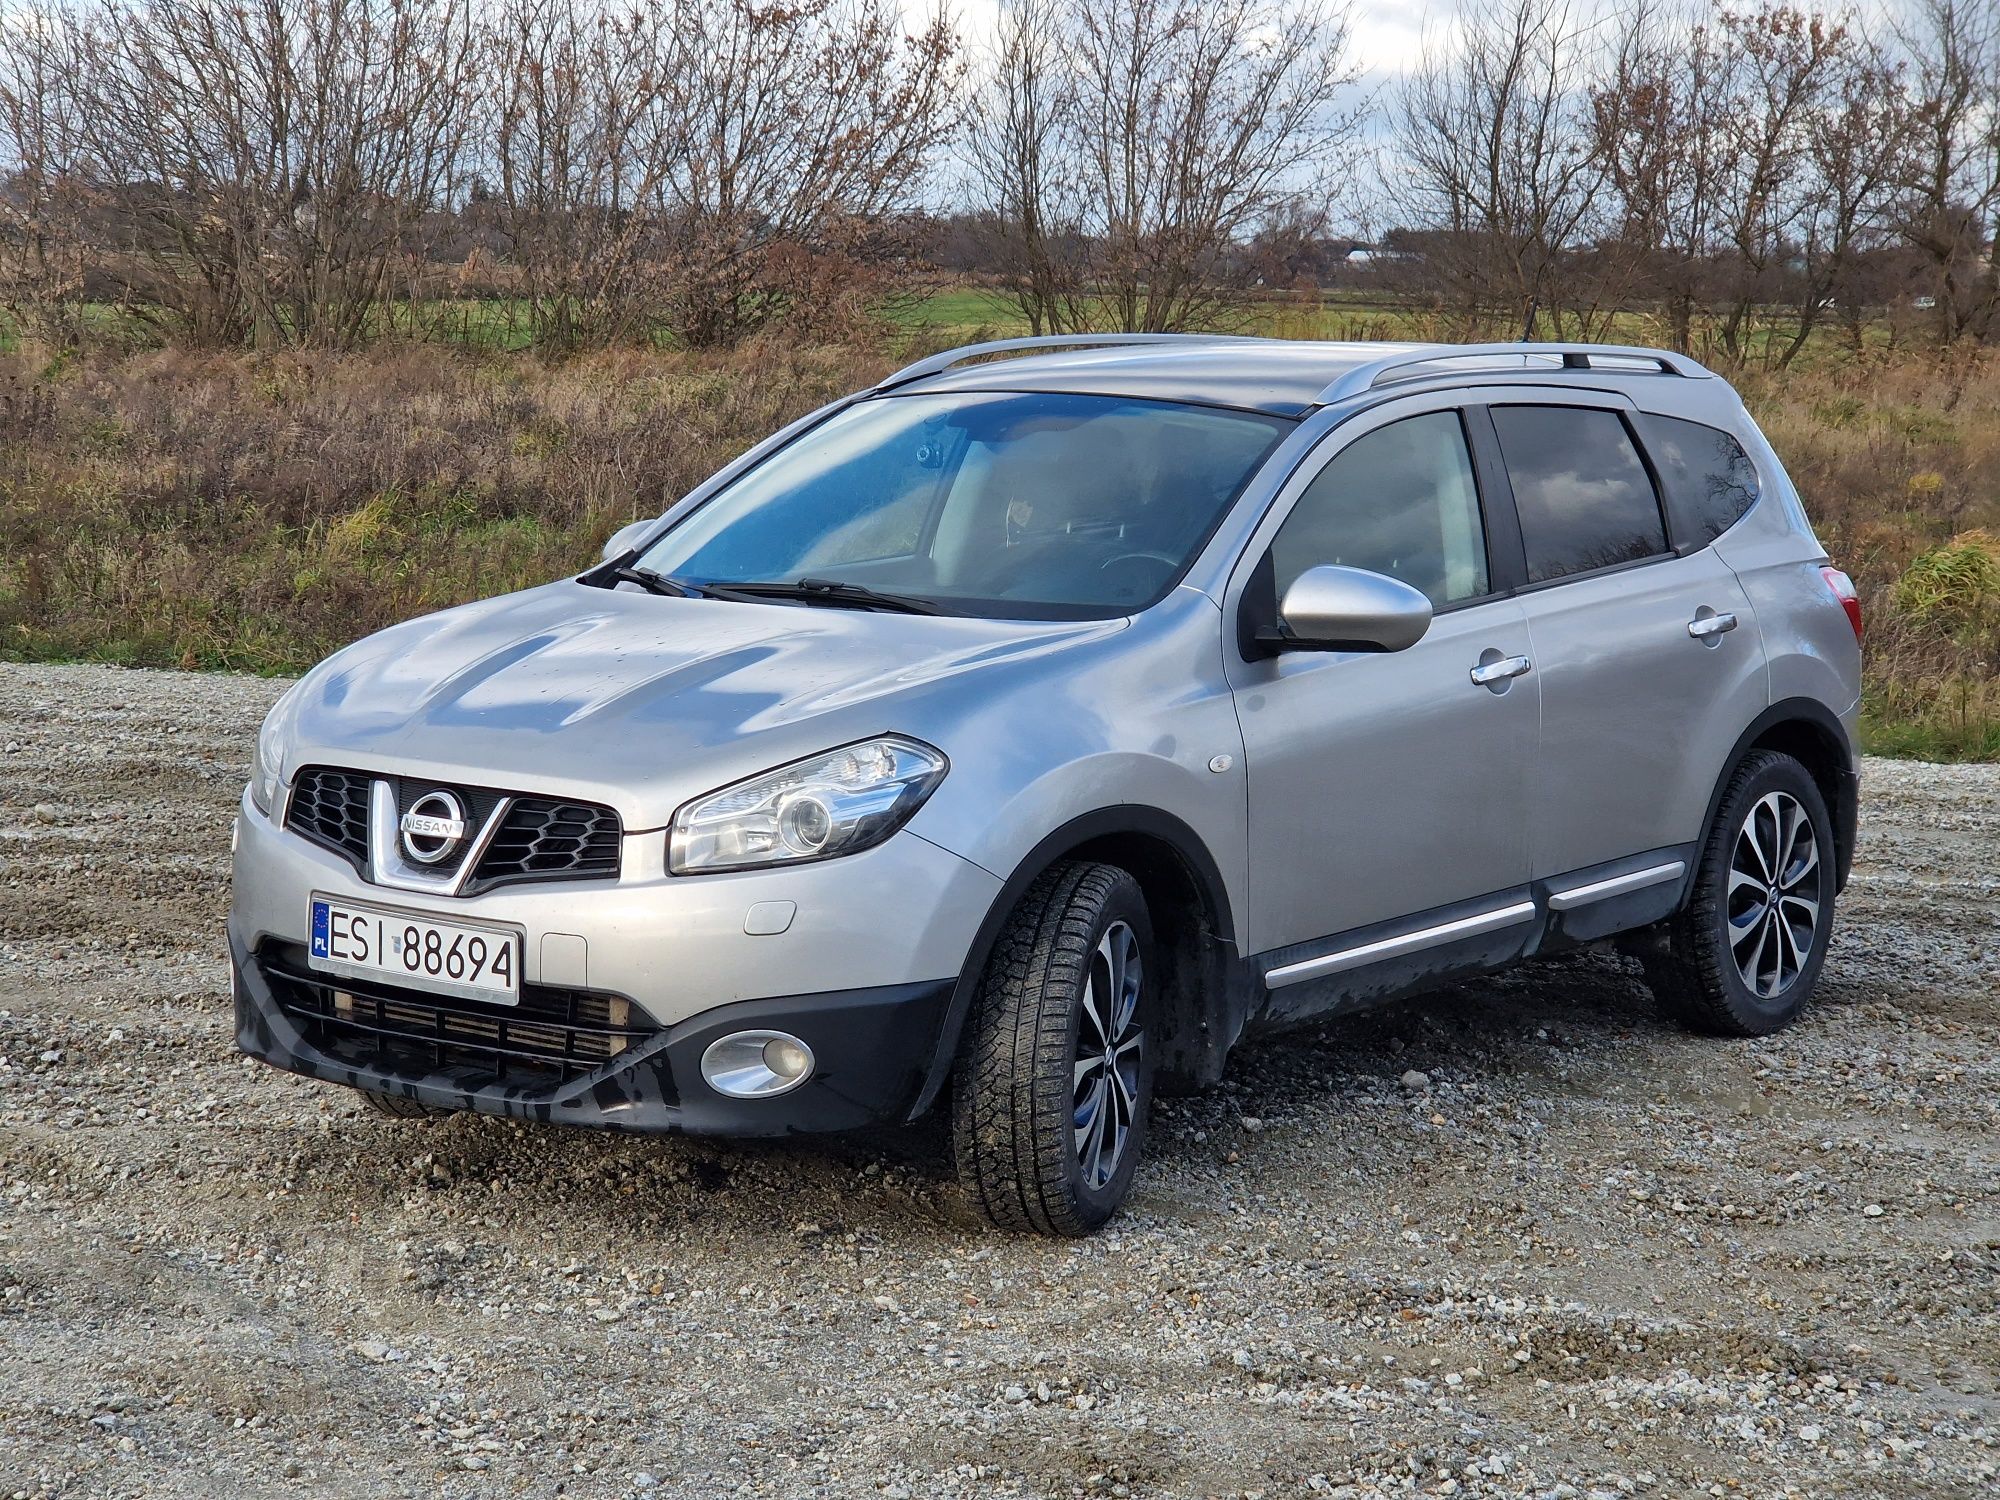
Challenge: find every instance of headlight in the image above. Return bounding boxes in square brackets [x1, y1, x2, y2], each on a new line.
[249, 684, 300, 817]
[669, 736, 948, 874]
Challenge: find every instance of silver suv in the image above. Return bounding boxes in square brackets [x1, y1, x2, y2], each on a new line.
[231, 337, 1863, 1234]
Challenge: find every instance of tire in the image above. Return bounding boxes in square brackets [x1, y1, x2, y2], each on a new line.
[951, 862, 1156, 1236]
[358, 1089, 443, 1120]
[1645, 750, 1836, 1037]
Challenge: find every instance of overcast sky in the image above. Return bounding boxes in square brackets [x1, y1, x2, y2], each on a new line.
[942, 0, 1448, 78]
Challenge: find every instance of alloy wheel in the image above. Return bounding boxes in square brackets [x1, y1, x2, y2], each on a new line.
[1727, 790, 1821, 999]
[1072, 920, 1144, 1190]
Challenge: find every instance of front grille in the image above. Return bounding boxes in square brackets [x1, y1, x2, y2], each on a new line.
[394, 779, 506, 878]
[470, 798, 624, 890]
[282, 767, 623, 893]
[287, 767, 371, 867]
[260, 943, 662, 1091]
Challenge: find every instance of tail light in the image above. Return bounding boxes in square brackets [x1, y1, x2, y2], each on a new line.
[1820, 566, 1861, 640]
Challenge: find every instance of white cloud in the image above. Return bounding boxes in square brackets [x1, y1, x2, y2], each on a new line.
[934, 0, 1470, 71]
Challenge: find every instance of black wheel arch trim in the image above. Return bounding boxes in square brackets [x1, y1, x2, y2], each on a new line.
[1698, 697, 1859, 894]
[907, 806, 1253, 1116]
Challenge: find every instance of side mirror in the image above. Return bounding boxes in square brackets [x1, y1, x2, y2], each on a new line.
[600, 519, 656, 563]
[1274, 565, 1432, 653]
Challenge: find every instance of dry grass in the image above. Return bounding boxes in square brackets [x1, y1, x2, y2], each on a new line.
[0, 340, 888, 670]
[1739, 353, 2000, 759]
[0, 335, 1995, 757]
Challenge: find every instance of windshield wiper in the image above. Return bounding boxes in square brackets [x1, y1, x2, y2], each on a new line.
[604, 563, 705, 599]
[709, 577, 952, 616]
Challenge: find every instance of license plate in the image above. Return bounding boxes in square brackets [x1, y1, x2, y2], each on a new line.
[307, 895, 520, 1006]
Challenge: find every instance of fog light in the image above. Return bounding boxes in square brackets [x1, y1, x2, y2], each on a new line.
[700, 1030, 815, 1098]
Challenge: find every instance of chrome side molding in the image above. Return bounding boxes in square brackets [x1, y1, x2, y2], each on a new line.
[1266, 860, 1688, 991]
[1265, 900, 1538, 988]
[1546, 860, 1686, 912]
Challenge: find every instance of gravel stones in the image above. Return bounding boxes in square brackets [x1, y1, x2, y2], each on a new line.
[2, 662, 1997, 1497]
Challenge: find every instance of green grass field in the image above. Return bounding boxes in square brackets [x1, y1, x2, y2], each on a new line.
[884, 285, 1909, 374]
[4, 282, 1895, 374]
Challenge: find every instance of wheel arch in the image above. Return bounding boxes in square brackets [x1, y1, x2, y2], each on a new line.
[1697, 698, 1859, 895]
[907, 807, 1255, 1116]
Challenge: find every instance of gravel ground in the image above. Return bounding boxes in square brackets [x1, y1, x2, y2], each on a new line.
[1, 661, 1996, 1500]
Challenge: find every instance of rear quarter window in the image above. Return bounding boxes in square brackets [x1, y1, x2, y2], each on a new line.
[1637, 414, 1761, 547]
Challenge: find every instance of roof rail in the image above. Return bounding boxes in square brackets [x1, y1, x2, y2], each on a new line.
[875, 332, 1260, 393]
[1315, 342, 1712, 406]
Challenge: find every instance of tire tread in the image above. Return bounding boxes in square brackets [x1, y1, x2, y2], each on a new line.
[359, 1089, 437, 1120]
[951, 862, 1142, 1236]
[1648, 749, 1831, 1038]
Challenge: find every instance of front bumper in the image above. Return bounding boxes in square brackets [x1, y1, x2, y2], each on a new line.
[232, 788, 998, 1023]
[232, 925, 956, 1134]
[230, 787, 1001, 1133]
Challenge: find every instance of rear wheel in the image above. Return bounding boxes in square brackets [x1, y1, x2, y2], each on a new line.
[1646, 750, 1835, 1037]
[951, 862, 1155, 1236]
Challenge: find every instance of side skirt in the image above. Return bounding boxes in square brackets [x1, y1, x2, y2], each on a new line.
[1247, 846, 1697, 1031]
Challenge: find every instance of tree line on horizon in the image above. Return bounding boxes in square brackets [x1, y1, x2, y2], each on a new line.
[0, 0, 1993, 364]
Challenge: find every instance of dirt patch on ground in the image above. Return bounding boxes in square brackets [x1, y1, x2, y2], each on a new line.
[1, 662, 1996, 1498]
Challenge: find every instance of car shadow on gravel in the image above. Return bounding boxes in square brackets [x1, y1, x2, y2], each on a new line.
[273, 928, 1905, 1254]
[260, 944, 1778, 1242]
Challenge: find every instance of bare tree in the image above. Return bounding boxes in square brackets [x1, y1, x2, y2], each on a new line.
[3, 0, 1986, 360]
[971, 0, 1363, 334]
[1594, 3, 1919, 364]
[482, 0, 673, 350]
[1893, 0, 2000, 342]
[1704, 5, 1850, 362]
[0, 6, 90, 342]
[64, 0, 479, 348]
[1786, 28, 1911, 362]
[649, 0, 961, 347]
[1594, 0, 1741, 351]
[966, 0, 1085, 333]
[1394, 0, 1613, 339]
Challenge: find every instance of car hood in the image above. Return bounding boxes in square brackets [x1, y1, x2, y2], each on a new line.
[283, 582, 1122, 828]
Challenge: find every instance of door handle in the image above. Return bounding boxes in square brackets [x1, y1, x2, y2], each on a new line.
[1687, 610, 1738, 640]
[1469, 653, 1532, 687]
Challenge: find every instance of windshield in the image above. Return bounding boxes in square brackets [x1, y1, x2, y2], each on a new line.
[633, 391, 1292, 619]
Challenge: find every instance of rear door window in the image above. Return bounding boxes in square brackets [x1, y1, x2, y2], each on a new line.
[1638, 414, 1761, 547]
[1491, 406, 1668, 584]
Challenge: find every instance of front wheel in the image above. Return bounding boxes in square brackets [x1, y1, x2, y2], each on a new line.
[1646, 750, 1836, 1037]
[951, 862, 1155, 1236]
[358, 1089, 446, 1120]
